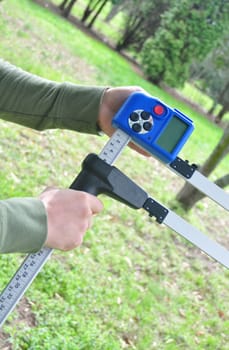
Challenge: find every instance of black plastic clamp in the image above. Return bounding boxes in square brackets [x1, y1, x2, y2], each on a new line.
[169, 157, 197, 179]
[143, 198, 168, 223]
[70, 153, 148, 209]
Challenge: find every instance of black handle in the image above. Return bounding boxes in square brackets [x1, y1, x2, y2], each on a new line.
[70, 153, 148, 209]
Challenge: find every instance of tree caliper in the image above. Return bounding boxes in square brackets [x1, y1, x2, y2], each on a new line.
[0, 92, 228, 328]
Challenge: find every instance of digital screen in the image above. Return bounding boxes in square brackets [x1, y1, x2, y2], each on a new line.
[156, 116, 189, 153]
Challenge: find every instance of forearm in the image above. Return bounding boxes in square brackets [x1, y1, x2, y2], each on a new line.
[0, 59, 106, 134]
[0, 60, 107, 254]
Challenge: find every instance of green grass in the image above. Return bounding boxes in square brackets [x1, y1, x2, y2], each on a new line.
[0, 1, 228, 349]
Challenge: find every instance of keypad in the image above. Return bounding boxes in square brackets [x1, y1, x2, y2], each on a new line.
[128, 110, 153, 134]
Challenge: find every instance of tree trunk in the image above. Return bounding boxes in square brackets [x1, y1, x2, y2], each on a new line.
[81, 1, 93, 22]
[115, 16, 143, 51]
[176, 124, 229, 210]
[62, 0, 77, 17]
[81, 0, 101, 23]
[215, 81, 229, 123]
[105, 3, 121, 22]
[59, 0, 69, 10]
[87, 0, 107, 28]
[215, 104, 229, 123]
[208, 99, 217, 115]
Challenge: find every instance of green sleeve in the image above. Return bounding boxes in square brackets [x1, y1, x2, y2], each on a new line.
[0, 198, 47, 253]
[0, 58, 106, 134]
[0, 59, 107, 253]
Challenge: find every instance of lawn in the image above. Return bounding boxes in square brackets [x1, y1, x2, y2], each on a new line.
[0, 0, 228, 349]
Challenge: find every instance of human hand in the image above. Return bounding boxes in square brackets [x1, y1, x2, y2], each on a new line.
[98, 86, 150, 156]
[39, 187, 103, 251]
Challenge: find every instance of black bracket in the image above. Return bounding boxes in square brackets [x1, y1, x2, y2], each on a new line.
[143, 198, 169, 223]
[169, 157, 197, 179]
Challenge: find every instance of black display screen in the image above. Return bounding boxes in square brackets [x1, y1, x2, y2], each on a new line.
[156, 116, 188, 153]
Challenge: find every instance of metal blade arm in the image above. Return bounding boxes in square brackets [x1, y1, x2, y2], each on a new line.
[169, 157, 229, 210]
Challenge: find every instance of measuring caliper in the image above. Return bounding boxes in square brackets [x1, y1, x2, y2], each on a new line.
[0, 92, 228, 328]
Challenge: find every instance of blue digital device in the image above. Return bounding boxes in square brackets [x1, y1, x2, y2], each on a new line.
[112, 92, 194, 164]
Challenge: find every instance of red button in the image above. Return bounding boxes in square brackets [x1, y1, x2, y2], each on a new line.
[153, 105, 165, 115]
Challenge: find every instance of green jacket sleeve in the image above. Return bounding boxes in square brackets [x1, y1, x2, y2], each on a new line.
[0, 59, 106, 134]
[0, 198, 47, 253]
[0, 59, 107, 253]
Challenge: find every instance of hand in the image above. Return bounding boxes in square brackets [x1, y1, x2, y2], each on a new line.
[39, 187, 103, 251]
[98, 86, 150, 156]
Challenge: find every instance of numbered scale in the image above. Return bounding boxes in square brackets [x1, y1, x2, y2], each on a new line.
[0, 93, 228, 328]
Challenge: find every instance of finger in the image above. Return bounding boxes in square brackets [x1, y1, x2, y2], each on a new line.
[87, 194, 104, 214]
[106, 86, 145, 113]
[129, 141, 151, 157]
[87, 216, 93, 230]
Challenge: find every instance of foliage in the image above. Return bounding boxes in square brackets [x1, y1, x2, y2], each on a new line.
[141, 0, 229, 87]
[55, 0, 229, 103]
[115, 0, 173, 52]
[190, 34, 229, 120]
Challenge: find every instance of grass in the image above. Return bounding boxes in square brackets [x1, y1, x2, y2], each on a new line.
[0, 0, 228, 349]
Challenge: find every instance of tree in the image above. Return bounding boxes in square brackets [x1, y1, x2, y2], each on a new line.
[141, 0, 229, 87]
[58, 0, 110, 26]
[190, 34, 229, 122]
[86, 0, 108, 28]
[59, 0, 78, 17]
[105, 0, 127, 22]
[81, 0, 109, 28]
[176, 123, 229, 210]
[215, 82, 229, 123]
[115, 0, 172, 52]
[59, 0, 69, 10]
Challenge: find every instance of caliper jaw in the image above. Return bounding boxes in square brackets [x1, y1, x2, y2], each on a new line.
[71, 153, 229, 269]
[71, 153, 169, 224]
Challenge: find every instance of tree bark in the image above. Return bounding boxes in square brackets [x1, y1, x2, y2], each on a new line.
[59, 0, 69, 10]
[87, 0, 108, 28]
[115, 15, 143, 51]
[62, 0, 77, 17]
[105, 3, 121, 22]
[215, 81, 229, 123]
[176, 124, 229, 210]
[208, 100, 217, 115]
[215, 104, 229, 123]
[81, 0, 101, 23]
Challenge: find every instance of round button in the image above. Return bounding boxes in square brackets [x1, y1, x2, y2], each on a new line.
[153, 104, 165, 116]
[132, 123, 141, 133]
[141, 111, 151, 120]
[129, 112, 139, 121]
[143, 121, 152, 131]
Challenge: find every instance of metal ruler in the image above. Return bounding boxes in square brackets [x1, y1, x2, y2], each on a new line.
[169, 157, 229, 211]
[0, 129, 130, 328]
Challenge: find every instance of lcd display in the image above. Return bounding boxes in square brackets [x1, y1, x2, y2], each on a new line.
[156, 116, 189, 153]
